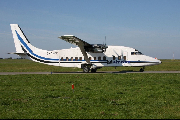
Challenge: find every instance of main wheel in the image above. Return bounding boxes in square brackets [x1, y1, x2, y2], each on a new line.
[91, 69, 97, 73]
[83, 66, 90, 73]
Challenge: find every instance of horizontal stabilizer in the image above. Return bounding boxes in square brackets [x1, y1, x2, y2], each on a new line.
[8, 52, 27, 55]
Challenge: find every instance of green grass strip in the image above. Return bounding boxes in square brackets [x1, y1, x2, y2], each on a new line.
[1, 74, 180, 119]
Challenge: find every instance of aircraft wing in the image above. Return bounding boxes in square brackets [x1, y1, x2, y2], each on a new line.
[59, 35, 108, 53]
[59, 35, 108, 64]
[59, 35, 91, 64]
[59, 35, 92, 47]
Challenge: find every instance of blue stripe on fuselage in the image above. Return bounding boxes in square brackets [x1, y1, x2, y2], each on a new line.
[15, 30, 158, 64]
[15, 30, 59, 61]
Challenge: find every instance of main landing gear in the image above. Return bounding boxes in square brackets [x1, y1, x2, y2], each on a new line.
[139, 67, 145, 72]
[83, 66, 90, 73]
[82, 64, 97, 73]
[91, 68, 97, 73]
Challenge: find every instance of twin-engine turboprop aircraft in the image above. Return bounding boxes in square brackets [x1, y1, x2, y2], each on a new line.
[9, 24, 161, 72]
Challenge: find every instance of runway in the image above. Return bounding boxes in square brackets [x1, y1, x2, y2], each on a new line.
[0, 71, 180, 75]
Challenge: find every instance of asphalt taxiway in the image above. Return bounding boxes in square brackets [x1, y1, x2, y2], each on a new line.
[0, 71, 180, 75]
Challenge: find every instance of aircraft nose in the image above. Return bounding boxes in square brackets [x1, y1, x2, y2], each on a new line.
[159, 60, 162, 64]
[155, 57, 161, 64]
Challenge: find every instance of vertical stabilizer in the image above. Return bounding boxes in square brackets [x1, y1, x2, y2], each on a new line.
[10, 24, 30, 53]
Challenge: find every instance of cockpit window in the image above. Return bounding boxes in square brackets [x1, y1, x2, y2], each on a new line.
[131, 52, 143, 55]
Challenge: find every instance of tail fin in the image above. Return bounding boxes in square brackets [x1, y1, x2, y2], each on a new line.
[10, 24, 31, 53]
[10, 24, 51, 61]
[10, 24, 59, 63]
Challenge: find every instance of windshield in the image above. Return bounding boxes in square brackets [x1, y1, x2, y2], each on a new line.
[131, 52, 143, 55]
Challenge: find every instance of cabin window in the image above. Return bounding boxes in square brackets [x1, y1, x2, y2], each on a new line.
[61, 57, 63, 61]
[89, 57, 91, 60]
[123, 56, 126, 60]
[71, 57, 73, 61]
[98, 57, 101, 60]
[113, 56, 116, 60]
[75, 57, 78, 61]
[103, 56, 106, 60]
[94, 57, 96, 60]
[118, 56, 121, 60]
[66, 57, 68, 61]
[79, 57, 82, 61]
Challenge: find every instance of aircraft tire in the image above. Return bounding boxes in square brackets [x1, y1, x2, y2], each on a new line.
[91, 69, 97, 73]
[140, 68, 144, 72]
[83, 66, 90, 73]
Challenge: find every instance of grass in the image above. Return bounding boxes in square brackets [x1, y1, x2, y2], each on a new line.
[1, 74, 180, 119]
[0, 59, 180, 72]
[0, 59, 180, 118]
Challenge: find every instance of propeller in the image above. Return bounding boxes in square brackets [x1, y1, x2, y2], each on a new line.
[105, 36, 106, 51]
[103, 36, 107, 52]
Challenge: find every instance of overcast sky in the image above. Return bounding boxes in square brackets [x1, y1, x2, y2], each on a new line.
[0, 0, 180, 59]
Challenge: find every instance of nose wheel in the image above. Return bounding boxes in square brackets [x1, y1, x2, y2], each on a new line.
[140, 67, 145, 72]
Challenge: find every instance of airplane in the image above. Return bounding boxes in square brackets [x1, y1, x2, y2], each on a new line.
[9, 24, 161, 73]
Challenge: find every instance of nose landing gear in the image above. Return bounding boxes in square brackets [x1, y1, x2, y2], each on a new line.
[140, 67, 145, 72]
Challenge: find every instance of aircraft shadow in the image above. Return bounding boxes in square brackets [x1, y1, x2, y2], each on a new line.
[52, 70, 140, 74]
[111, 70, 140, 73]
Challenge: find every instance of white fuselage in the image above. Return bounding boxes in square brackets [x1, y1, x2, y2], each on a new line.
[22, 45, 161, 68]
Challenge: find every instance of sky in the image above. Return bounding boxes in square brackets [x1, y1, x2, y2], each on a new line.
[0, 0, 180, 59]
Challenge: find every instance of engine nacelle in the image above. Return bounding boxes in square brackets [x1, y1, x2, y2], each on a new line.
[93, 48, 104, 53]
[84, 44, 108, 53]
